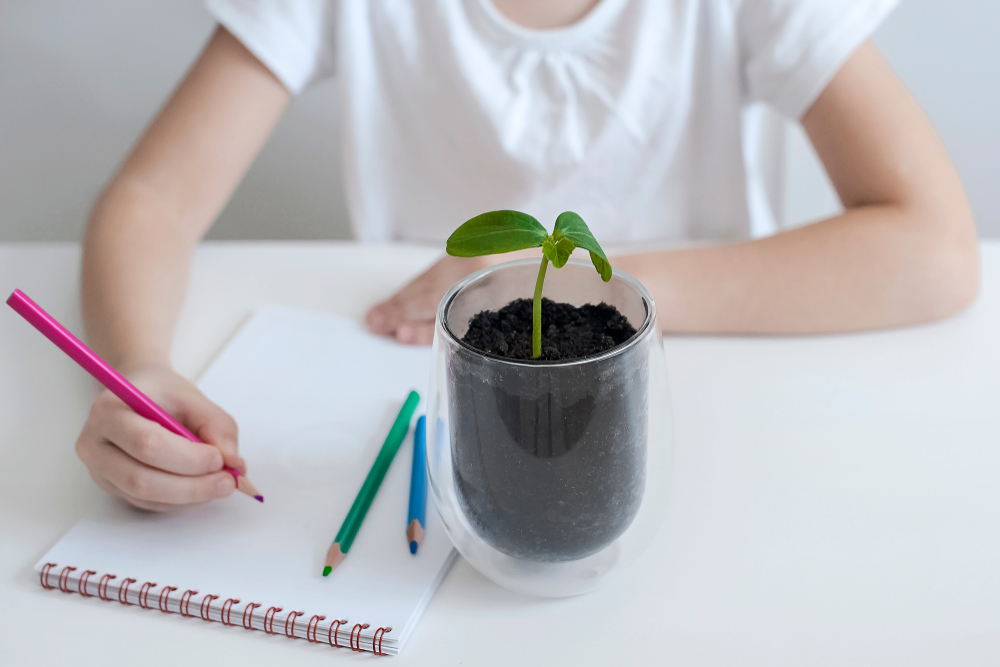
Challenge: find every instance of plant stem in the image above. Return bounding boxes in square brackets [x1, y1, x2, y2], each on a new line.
[533, 255, 549, 358]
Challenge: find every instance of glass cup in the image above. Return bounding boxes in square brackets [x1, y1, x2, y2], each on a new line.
[427, 258, 673, 597]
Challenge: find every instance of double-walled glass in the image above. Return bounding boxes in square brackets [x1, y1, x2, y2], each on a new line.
[427, 259, 673, 597]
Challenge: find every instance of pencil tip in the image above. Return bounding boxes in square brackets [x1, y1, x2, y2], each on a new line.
[235, 475, 264, 502]
[406, 519, 425, 547]
[324, 542, 346, 575]
[410, 541, 418, 555]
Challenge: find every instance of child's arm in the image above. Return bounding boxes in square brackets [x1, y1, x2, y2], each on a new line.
[78, 27, 289, 509]
[618, 41, 979, 334]
[368, 41, 979, 342]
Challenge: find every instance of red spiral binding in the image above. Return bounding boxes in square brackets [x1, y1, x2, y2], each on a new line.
[40, 562, 57, 590]
[306, 614, 326, 643]
[159, 586, 177, 613]
[98, 573, 117, 601]
[118, 578, 137, 606]
[328, 619, 348, 648]
[221, 598, 241, 626]
[350, 623, 370, 652]
[263, 606, 283, 634]
[200, 594, 220, 622]
[138, 581, 158, 609]
[79, 570, 97, 597]
[242, 602, 261, 631]
[38, 564, 387, 655]
[284, 610, 304, 639]
[179, 589, 198, 617]
[373, 627, 392, 656]
[58, 566, 77, 593]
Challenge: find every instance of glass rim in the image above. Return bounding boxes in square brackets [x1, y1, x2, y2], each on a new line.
[437, 257, 657, 368]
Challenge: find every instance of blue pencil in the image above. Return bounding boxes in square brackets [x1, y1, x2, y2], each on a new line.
[407, 416, 428, 554]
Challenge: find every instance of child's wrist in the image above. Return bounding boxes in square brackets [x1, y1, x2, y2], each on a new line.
[116, 356, 173, 379]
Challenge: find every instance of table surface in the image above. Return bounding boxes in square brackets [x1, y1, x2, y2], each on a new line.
[2, 241, 998, 666]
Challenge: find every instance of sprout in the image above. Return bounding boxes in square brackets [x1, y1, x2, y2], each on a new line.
[447, 210, 612, 358]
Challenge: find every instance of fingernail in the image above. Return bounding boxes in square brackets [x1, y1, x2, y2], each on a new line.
[210, 450, 224, 470]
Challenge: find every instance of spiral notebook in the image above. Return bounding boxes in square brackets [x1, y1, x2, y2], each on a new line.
[34, 306, 458, 656]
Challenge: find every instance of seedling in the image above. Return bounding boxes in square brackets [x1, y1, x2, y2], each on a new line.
[446, 210, 612, 358]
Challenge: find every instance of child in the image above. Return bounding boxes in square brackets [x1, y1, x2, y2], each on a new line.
[76, 0, 978, 510]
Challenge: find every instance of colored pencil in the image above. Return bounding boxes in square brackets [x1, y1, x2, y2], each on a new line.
[406, 415, 428, 554]
[6, 289, 263, 502]
[324, 390, 420, 576]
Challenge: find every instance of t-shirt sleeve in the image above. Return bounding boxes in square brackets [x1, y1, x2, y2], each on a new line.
[738, 0, 898, 119]
[205, 0, 337, 94]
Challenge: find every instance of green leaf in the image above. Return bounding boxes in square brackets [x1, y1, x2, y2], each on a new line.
[551, 237, 575, 268]
[541, 238, 575, 268]
[553, 211, 612, 281]
[541, 239, 557, 265]
[446, 210, 548, 257]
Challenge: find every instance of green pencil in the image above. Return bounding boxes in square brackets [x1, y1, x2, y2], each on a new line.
[323, 390, 420, 576]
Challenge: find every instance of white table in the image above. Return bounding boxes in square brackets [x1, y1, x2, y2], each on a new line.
[2, 242, 998, 666]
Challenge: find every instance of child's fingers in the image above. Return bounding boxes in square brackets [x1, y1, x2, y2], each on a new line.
[367, 255, 490, 338]
[93, 440, 235, 505]
[396, 323, 435, 345]
[366, 272, 441, 334]
[173, 390, 244, 472]
[366, 298, 406, 335]
[100, 408, 225, 475]
[77, 371, 247, 510]
[88, 470, 176, 512]
[367, 288, 438, 335]
[116, 494, 180, 512]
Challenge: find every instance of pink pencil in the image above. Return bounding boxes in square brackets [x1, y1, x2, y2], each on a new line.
[6, 289, 263, 502]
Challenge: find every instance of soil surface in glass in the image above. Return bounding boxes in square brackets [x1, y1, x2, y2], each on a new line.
[461, 298, 637, 361]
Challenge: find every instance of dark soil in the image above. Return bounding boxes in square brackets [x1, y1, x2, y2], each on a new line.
[461, 298, 637, 361]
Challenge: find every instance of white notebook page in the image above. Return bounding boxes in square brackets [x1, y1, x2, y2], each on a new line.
[36, 305, 457, 655]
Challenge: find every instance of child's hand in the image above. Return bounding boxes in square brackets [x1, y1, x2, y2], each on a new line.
[366, 255, 493, 344]
[75, 366, 246, 511]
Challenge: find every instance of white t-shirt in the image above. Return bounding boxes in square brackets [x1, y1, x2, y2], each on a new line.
[207, 0, 896, 246]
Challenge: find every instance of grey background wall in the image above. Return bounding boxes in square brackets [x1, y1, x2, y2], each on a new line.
[1, 0, 997, 243]
[1, 0, 348, 242]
